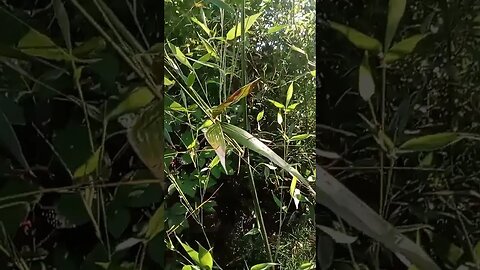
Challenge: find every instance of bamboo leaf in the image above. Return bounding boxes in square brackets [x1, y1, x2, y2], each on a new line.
[385, 0, 407, 49]
[204, 122, 227, 172]
[17, 29, 74, 61]
[250, 263, 279, 270]
[290, 134, 313, 141]
[399, 132, 460, 152]
[317, 225, 358, 244]
[384, 34, 427, 63]
[144, 202, 165, 241]
[107, 87, 155, 120]
[211, 78, 259, 118]
[359, 51, 375, 101]
[198, 244, 213, 270]
[127, 101, 164, 189]
[286, 82, 294, 107]
[316, 165, 441, 270]
[267, 25, 287, 34]
[73, 148, 101, 179]
[222, 123, 315, 196]
[277, 111, 283, 125]
[256, 110, 264, 122]
[176, 236, 200, 265]
[191, 17, 211, 36]
[53, 0, 71, 50]
[267, 99, 285, 109]
[329, 21, 382, 52]
[226, 13, 262, 40]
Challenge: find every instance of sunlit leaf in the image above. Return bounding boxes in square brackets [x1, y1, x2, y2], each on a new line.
[191, 17, 211, 35]
[211, 78, 259, 118]
[250, 263, 279, 270]
[290, 176, 297, 197]
[329, 21, 382, 52]
[256, 110, 264, 122]
[277, 111, 283, 125]
[198, 244, 213, 270]
[73, 148, 101, 179]
[222, 123, 315, 196]
[267, 25, 287, 34]
[385, 0, 407, 49]
[268, 99, 284, 109]
[399, 132, 460, 152]
[384, 34, 427, 63]
[204, 122, 227, 172]
[176, 236, 200, 265]
[17, 29, 74, 61]
[226, 13, 262, 40]
[290, 45, 307, 56]
[286, 82, 294, 107]
[290, 134, 313, 141]
[359, 51, 375, 101]
[107, 87, 155, 120]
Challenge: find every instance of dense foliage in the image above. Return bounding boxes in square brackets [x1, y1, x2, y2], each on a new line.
[317, 0, 480, 269]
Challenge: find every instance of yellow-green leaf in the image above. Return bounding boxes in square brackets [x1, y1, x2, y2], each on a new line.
[204, 122, 227, 172]
[250, 263, 279, 270]
[193, 53, 212, 69]
[226, 13, 262, 40]
[191, 17, 211, 35]
[359, 51, 375, 101]
[107, 87, 155, 120]
[290, 134, 313, 141]
[330, 21, 382, 52]
[211, 78, 260, 118]
[399, 132, 460, 152]
[267, 25, 287, 34]
[290, 176, 297, 197]
[268, 99, 285, 109]
[176, 236, 200, 265]
[277, 111, 283, 125]
[17, 29, 74, 61]
[198, 244, 213, 270]
[256, 110, 264, 122]
[286, 82, 294, 107]
[73, 148, 101, 179]
[145, 202, 165, 241]
[384, 34, 427, 63]
[385, 0, 407, 49]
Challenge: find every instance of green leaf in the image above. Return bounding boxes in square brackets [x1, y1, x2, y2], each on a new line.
[289, 176, 298, 197]
[222, 123, 315, 196]
[277, 111, 283, 125]
[256, 110, 264, 122]
[267, 25, 287, 34]
[267, 99, 285, 109]
[287, 102, 300, 111]
[359, 51, 375, 101]
[187, 72, 195, 88]
[176, 236, 200, 265]
[211, 78, 259, 118]
[169, 43, 191, 68]
[108, 87, 155, 119]
[127, 101, 164, 188]
[204, 122, 227, 172]
[250, 263, 279, 270]
[17, 29, 74, 61]
[384, 34, 427, 63]
[205, 0, 234, 14]
[198, 244, 213, 270]
[191, 17, 211, 36]
[145, 202, 165, 241]
[385, 0, 407, 49]
[399, 132, 460, 152]
[290, 45, 307, 56]
[316, 165, 441, 270]
[73, 148, 101, 179]
[317, 225, 358, 244]
[226, 13, 262, 40]
[0, 108, 31, 172]
[53, 0, 71, 50]
[193, 53, 212, 69]
[329, 21, 382, 52]
[290, 134, 313, 141]
[286, 82, 294, 107]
